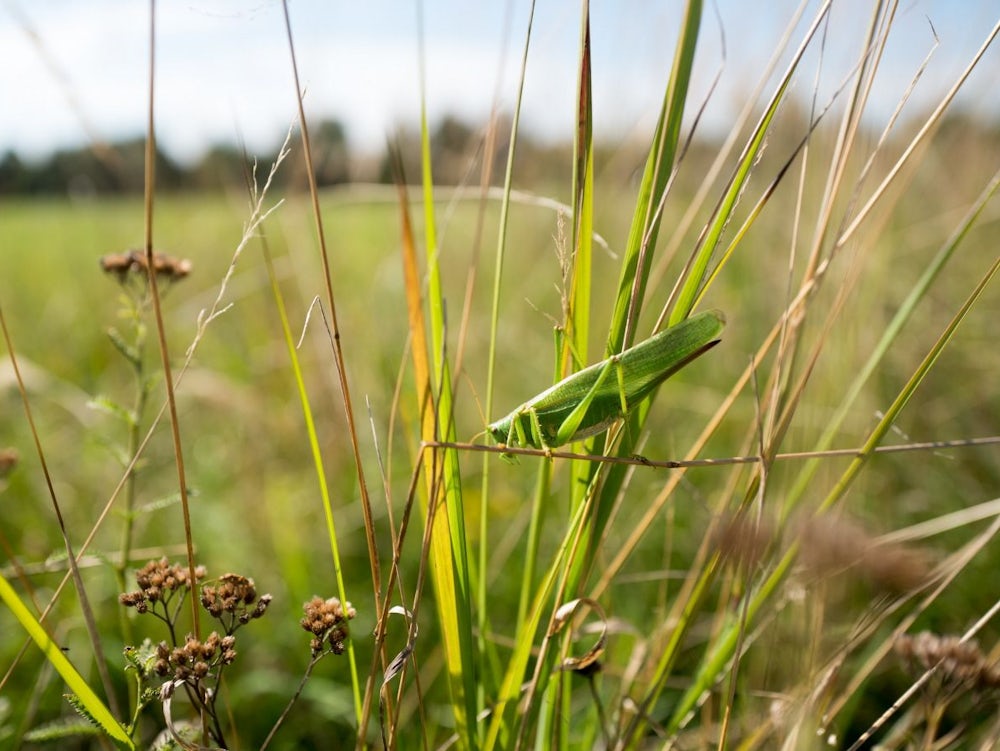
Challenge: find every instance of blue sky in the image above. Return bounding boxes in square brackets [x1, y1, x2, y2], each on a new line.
[2, 1, 998, 163]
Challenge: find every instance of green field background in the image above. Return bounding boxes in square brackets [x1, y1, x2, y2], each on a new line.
[1, 117, 999, 747]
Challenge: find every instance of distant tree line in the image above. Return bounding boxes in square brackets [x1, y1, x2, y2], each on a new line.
[0, 119, 351, 196]
[8, 110, 987, 198]
[0, 115, 591, 197]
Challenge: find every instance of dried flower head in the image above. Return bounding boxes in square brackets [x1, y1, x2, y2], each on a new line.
[714, 513, 775, 570]
[0, 448, 18, 479]
[120, 558, 206, 614]
[300, 596, 357, 657]
[100, 249, 192, 284]
[201, 573, 272, 633]
[798, 515, 931, 593]
[896, 631, 1000, 696]
[153, 631, 237, 687]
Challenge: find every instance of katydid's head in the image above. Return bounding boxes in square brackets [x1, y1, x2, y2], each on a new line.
[488, 417, 511, 446]
[487, 417, 522, 463]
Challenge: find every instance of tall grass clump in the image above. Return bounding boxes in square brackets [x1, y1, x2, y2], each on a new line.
[1, 1, 999, 749]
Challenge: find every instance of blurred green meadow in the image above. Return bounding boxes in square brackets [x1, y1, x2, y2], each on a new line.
[2, 129, 999, 745]
[2, 6, 1000, 745]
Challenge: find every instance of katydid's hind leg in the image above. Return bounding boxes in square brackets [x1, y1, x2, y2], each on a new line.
[554, 355, 619, 447]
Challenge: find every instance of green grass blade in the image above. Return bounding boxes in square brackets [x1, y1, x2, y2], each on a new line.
[668, 2, 832, 326]
[565, 0, 704, 603]
[784, 166, 1000, 514]
[817, 258, 1000, 514]
[415, 11, 478, 744]
[664, 252, 1000, 738]
[607, 0, 702, 353]
[0, 571, 134, 748]
[484, 497, 592, 751]
[485, 0, 536, 699]
[622, 553, 726, 741]
[565, 3, 595, 541]
[663, 547, 796, 738]
[260, 246, 362, 723]
[566, 9, 594, 374]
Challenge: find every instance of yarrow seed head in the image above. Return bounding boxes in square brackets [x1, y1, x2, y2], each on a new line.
[300, 596, 357, 657]
[100, 249, 192, 284]
[120, 559, 206, 614]
[152, 632, 236, 687]
[201, 573, 272, 632]
[896, 631, 1000, 697]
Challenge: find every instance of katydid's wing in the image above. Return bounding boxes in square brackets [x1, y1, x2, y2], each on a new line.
[490, 309, 725, 448]
[613, 309, 726, 404]
[553, 309, 724, 443]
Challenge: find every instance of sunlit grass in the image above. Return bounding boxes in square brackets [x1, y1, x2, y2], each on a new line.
[2, 2, 1000, 749]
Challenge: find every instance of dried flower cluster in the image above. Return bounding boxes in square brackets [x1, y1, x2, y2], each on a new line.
[798, 516, 931, 593]
[301, 596, 357, 657]
[0, 448, 18, 478]
[100, 249, 192, 283]
[714, 513, 774, 570]
[119, 558, 206, 614]
[153, 632, 237, 685]
[896, 631, 1000, 694]
[120, 561, 273, 749]
[201, 573, 272, 633]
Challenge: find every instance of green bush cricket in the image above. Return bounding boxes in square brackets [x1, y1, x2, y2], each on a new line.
[488, 309, 726, 453]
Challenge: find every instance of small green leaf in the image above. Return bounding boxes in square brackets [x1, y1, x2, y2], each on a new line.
[105, 327, 142, 366]
[23, 714, 103, 743]
[87, 395, 138, 428]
